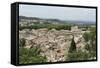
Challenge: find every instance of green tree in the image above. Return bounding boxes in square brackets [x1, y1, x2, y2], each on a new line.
[68, 37, 76, 53]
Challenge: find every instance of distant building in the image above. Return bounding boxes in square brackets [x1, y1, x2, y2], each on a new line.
[71, 26, 80, 31]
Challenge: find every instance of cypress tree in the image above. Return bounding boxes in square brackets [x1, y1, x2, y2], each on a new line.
[69, 36, 76, 53]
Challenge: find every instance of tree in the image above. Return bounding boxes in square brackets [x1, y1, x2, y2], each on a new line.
[68, 36, 76, 53]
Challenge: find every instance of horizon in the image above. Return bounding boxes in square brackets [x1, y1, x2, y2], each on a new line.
[19, 15, 96, 24]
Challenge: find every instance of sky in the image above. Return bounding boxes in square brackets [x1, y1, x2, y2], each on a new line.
[19, 4, 96, 22]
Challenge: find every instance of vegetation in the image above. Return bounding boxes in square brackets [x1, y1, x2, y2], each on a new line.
[67, 50, 96, 61]
[19, 47, 47, 64]
[19, 23, 71, 30]
[19, 39, 47, 64]
[83, 32, 91, 42]
[68, 37, 76, 53]
[83, 26, 96, 51]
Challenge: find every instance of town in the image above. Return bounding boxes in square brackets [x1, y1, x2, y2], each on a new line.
[19, 16, 96, 64]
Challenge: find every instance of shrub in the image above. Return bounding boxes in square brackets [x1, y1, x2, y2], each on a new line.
[67, 50, 96, 61]
[85, 43, 91, 51]
[83, 32, 91, 42]
[19, 47, 47, 64]
[83, 26, 96, 42]
[83, 28, 96, 51]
